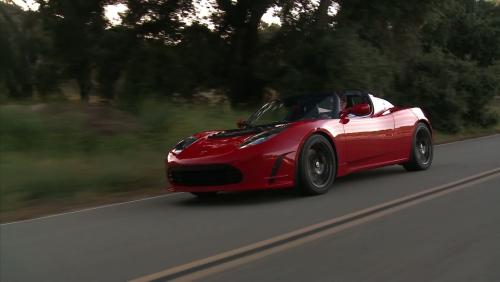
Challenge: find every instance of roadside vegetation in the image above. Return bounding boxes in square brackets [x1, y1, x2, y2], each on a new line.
[0, 99, 252, 221]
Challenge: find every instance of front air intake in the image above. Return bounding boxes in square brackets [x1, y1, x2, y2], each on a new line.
[168, 164, 243, 186]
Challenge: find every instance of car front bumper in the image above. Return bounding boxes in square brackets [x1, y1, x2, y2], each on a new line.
[166, 150, 297, 192]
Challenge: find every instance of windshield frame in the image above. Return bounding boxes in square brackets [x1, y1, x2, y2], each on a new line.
[246, 94, 340, 127]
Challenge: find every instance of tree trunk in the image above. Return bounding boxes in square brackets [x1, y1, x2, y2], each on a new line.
[76, 63, 91, 102]
[316, 0, 332, 28]
[227, 0, 274, 106]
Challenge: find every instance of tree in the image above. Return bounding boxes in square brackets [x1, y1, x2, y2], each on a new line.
[36, 0, 108, 101]
[0, 2, 59, 99]
[394, 51, 499, 132]
[123, 0, 194, 42]
[423, 0, 500, 66]
[212, 0, 277, 105]
[94, 26, 135, 99]
[0, 3, 33, 98]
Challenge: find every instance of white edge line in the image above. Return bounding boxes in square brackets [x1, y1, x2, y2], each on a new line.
[2, 133, 498, 226]
[0, 193, 184, 226]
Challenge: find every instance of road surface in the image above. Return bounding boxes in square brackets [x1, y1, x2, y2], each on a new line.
[1, 135, 499, 282]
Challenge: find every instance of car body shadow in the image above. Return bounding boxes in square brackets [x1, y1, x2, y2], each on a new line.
[172, 165, 407, 207]
[334, 165, 406, 185]
[173, 189, 300, 207]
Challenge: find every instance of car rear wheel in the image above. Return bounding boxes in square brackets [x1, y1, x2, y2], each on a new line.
[403, 123, 433, 171]
[191, 192, 218, 198]
[297, 134, 336, 195]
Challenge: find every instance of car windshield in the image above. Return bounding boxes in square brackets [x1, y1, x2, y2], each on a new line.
[247, 95, 339, 127]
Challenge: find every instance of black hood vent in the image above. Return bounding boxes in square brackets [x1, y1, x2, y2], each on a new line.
[208, 128, 261, 139]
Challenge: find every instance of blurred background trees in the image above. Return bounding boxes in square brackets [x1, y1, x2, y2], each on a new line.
[1, 0, 499, 132]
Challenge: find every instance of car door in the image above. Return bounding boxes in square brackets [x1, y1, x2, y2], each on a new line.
[342, 94, 396, 169]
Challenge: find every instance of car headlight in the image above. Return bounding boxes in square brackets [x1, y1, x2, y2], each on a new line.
[172, 136, 198, 153]
[240, 127, 286, 148]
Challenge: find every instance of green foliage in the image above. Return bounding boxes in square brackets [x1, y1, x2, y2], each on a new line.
[423, 0, 500, 66]
[393, 50, 499, 132]
[256, 26, 394, 97]
[394, 51, 467, 132]
[1, 0, 499, 129]
[123, 0, 194, 41]
[0, 101, 249, 213]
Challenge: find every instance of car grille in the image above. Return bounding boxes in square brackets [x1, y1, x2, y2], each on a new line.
[168, 164, 243, 186]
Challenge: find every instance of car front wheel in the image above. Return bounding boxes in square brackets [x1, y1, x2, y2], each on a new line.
[297, 134, 336, 195]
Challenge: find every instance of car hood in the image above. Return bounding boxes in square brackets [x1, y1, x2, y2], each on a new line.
[176, 126, 285, 159]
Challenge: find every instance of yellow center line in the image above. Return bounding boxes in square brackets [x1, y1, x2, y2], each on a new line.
[130, 167, 500, 282]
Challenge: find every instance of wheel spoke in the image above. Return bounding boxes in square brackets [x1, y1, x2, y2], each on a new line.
[306, 143, 333, 187]
[415, 130, 431, 165]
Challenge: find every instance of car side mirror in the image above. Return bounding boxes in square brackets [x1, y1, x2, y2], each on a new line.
[351, 103, 371, 116]
[340, 108, 350, 119]
[237, 119, 248, 129]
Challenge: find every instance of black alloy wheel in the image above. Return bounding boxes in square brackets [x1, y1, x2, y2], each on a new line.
[403, 123, 433, 171]
[297, 134, 336, 195]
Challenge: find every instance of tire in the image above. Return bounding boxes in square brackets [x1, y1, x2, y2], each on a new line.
[403, 123, 433, 171]
[191, 192, 218, 198]
[296, 134, 336, 195]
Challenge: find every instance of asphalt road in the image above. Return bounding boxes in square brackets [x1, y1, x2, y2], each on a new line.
[1, 135, 499, 282]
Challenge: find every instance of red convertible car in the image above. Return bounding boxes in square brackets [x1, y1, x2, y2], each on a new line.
[166, 91, 433, 197]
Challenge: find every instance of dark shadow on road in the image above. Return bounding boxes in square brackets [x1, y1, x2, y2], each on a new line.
[171, 165, 407, 207]
[173, 189, 300, 207]
[334, 165, 406, 185]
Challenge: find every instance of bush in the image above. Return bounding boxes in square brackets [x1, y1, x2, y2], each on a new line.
[393, 51, 498, 133]
[0, 100, 251, 214]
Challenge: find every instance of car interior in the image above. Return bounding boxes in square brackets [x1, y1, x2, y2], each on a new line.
[340, 91, 373, 117]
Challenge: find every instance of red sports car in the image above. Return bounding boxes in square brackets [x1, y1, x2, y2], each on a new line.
[166, 91, 433, 197]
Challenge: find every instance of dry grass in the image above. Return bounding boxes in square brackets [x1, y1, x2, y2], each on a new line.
[0, 100, 250, 222]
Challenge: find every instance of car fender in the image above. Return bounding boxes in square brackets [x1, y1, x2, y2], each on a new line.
[294, 123, 341, 180]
